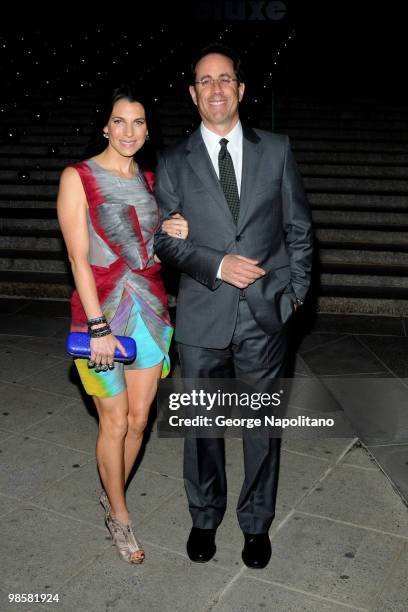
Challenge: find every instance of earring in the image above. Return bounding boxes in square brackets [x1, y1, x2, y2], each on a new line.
[103, 133, 109, 139]
[145, 134, 150, 141]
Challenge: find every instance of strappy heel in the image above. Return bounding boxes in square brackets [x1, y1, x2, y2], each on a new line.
[105, 513, 145, 564]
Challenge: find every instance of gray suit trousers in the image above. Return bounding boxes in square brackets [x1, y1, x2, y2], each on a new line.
[179, 300, 289, 534]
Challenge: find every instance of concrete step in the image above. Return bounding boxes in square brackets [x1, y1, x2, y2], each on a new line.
[21, 125, 94, 136]
[0, 201, 57, 210]
[275, 99, 408, 112]
[16, 135, 88, 145]
[286, 129, 408, 142]
[316, 229, 408, 250]
[0, 257, 67, 273]
[0, 218, 60, 233]
[277, 118, 408, 131]
[309, 193, 408, 211]
[278, 110, 408, 122]
[0, 115, 95, 126]
[318, 296, 408, 316]
[320, 273, 408, 297]
[0, 145, 84, 157]
[0, 274, 72, 299]
[295, 151, 408, 165]
[0, 236, 63, 249]
[319, 248, 408, 266]
[0, 170, 61, 182]
[304, 177, 408, 194]
[274, 105, 408, 120]
[319, 249, 408, 270]
[313, 211, 408, 229]
[301, 165, 408, 179]
[292, 140, 408, 153]
[0, 185, 58, 198]
[0, 158, 76, 169]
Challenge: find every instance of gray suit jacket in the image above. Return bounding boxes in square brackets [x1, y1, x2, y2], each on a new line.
[154, 125, 313, 348]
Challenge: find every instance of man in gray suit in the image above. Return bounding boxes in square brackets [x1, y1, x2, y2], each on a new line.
[154, 44, 313, 568]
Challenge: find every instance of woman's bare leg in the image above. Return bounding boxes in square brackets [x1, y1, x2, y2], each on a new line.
[93, 390, 130, 523]
[123, 362, 163, 484]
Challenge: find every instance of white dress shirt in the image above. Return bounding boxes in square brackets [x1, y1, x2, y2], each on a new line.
[200, 121, 243, 195]
[200, 121, 243, 278]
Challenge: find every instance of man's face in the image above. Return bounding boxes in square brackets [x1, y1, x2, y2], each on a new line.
[189, 53, 245, 134]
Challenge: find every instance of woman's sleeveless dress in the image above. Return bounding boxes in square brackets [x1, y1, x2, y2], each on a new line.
[69, 159, 173, 398]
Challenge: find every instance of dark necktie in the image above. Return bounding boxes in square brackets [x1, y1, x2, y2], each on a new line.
[218, 138, 240, 224]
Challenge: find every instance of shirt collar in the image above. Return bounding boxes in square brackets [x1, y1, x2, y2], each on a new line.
[200, 121, 243, 154]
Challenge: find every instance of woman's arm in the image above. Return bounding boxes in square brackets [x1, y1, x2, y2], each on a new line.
[161, 213, 189, 239]
[57, 167, 126, 365]
[154, 213, 189, 262]
[57, 167, 102, 319]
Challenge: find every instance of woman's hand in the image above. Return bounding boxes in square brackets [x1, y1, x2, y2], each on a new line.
[89, 334, 127, 370]
[161, 213, 188, 239]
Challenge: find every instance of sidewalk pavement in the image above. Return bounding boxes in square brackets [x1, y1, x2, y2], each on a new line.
[0, 298, 407, 612]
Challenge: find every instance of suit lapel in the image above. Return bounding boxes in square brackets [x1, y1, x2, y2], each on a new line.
[238, 126, 262, 229]
[186, 129, 238, 223]
[185, 126, 263, 227]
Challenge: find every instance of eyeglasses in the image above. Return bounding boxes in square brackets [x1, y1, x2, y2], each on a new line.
[194, 76, 239, 88]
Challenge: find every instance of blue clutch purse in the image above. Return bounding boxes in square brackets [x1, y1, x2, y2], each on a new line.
[66, 332, 136, 362]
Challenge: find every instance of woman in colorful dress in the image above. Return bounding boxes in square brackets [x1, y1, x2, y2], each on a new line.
[57, 85, 188, 564]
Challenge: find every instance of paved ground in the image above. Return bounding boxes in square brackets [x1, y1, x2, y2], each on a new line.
[0, 299, 407, 612]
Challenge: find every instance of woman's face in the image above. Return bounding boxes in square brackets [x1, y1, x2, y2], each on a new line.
[103, 99, 148, 157]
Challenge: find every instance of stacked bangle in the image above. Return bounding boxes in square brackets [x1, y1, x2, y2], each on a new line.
[89, 325, 111, 338]
[88, 315, 107, 327]
[87, 315, 112, 338]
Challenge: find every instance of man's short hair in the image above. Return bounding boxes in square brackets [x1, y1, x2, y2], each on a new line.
[190, 43, 245, 84]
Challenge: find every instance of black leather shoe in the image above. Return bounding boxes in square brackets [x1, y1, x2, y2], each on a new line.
[186, 527, 216, 563]
[242, 533, 271, 569]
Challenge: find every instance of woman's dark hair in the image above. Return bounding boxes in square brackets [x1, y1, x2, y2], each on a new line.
[84, 84, 159, 169]
[99, 85, 145, 126]
[189, 43, 245, 85]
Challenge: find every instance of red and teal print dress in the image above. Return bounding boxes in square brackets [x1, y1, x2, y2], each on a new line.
[69, 159, 173, 398]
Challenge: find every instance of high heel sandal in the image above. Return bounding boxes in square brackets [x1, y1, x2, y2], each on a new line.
[105, 513, 145, 564]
